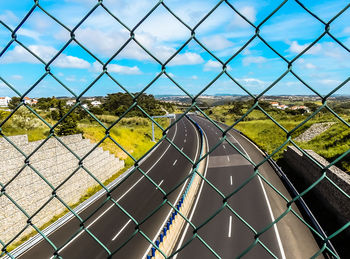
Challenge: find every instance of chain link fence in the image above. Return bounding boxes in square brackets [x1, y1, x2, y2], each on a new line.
[0, 0, 349, 258]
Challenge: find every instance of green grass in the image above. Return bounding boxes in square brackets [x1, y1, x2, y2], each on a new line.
[1, 114, 169, 253]
[206, 103, 350, 172]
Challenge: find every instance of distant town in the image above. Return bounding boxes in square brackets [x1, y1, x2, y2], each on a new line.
[1, 94, 349, 111]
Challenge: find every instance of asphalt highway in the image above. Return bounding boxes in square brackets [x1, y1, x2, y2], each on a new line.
[17, 113, 320, 259]
[173, 115, 321, 259]
[174, 115, 283, 258]
[19, 115, 201, 259]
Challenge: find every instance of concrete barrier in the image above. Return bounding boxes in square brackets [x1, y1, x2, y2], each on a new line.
[284, 146, 350, 223]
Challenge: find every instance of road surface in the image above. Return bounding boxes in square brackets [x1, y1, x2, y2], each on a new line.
[173, 115, 321, 259]
[17, 114, 320, 258]
[19, 115, 200, 259]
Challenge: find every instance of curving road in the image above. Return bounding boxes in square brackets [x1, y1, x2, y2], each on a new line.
[16, 114, 320, 258]
[173, 114, 321, 259]
[18, 115, 200, 259]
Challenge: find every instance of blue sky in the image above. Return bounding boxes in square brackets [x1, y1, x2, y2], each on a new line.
[0, 0, 349, 98]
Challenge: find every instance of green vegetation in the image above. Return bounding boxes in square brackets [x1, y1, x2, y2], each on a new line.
[102, 92, 167, 117]
[206, 100, 350, 173]
[1, 94, 171, 253]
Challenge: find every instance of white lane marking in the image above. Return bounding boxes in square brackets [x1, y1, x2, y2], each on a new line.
[230, 175, 233, 186]
[228, 216, 232, 238]
[184, 139, 186, 143]
[173, 160, 177, 166]
[156, 180, 164, 190]
[174, 127, 209, 259]
[143, 116, 201, 259]
[227, 156, 230, 162]
[185, 133, 187, 137]
[223, 145, 226, 149]
[227, 131, 286, 259]
[112, 219, 132, 241]
[50, 119, 179, 257]
[181, 147, 184, 151]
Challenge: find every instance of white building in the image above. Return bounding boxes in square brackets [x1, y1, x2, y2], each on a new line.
[0, 97, 12, 107]
[91, 100, 101, 107]
[66, 100, 75, 106]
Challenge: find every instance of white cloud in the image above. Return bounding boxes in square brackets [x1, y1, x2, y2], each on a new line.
[204, 60, 222, 71]
[55, 55, 90, 69]
[159, 72, 175, 79]
[288, 41, 322, 54]
[0, 10, 18, 25]
[242, 56, 267, 66]
[201, 35, 233, 51]
[109, 64, 141, 74]
[318, 79, 341, 85]
[65, 76, 76, 82]
[11, 75, 23, 80]
[203, 60, 231, 71]
[17, 28, 42, 41]
[297, 58, 316, 69]
[92, 61, 142, 75]
[231, 6, 256, 27]
[305, 63, 316, 69]
[344, 27, 350, 35]
[237, 77, 268, 88]
[169, 52, 204, 66]
[0, 45, 90, 69]
[191, 75, 198, 80]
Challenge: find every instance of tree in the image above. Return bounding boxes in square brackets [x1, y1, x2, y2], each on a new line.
[8, 97, 21, 110]
[55, 100, 81, 136]
[11, 107, 42, 130]
[228, 101, 244, 115]
[102, 92, 164, 117]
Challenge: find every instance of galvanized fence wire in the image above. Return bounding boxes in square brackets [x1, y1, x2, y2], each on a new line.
[0, 0, 349, 258]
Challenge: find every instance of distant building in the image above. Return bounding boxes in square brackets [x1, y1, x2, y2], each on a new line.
[91, 100, 101, 107]
[31, 99, 38, 105]
[0, 97, 11, 107]
[66, 100, 75, 106]
[270, 102, 279, 107]
[277, 104, 289, 110]
[81, 104, 88, 109]
[23, 97, 31, 104]
[291, 105, 310, 112]
[23, 97, 37, 105]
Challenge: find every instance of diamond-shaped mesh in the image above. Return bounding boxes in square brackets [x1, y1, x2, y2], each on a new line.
[0, 1, 349, 258]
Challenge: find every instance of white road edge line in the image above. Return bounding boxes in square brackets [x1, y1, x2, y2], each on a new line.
[173, 127, 209, 259]
[50, 119, 179, 258]
[112, 219, 132, 241]
[228, 216, 232, 238]
[142, 117, 201, 259]
[227, 131, 286, 259]
[230, 175, 233, 186]
[173, 160, 177, 166]
[227, 156, 230, 162]
[156, 180, 164, 190]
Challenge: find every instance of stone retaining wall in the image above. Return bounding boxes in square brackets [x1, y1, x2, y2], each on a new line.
[0, 134, 124, 243]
